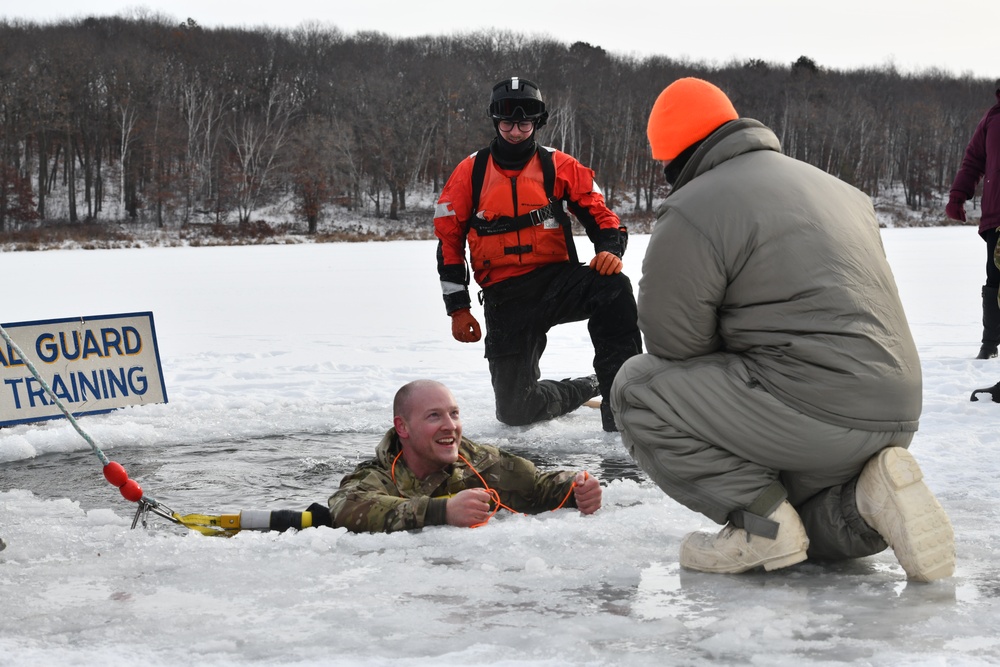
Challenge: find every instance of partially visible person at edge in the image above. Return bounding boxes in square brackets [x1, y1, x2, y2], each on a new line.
[329, 380, 602, 533]
[433, 76, 642, 432]
[945, 79, 1000, 359]
[610, 78, 955, 581]
[970, 241, 1000, 402]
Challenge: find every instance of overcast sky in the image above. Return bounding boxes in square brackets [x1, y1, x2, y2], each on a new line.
[3, 0, 998, 80]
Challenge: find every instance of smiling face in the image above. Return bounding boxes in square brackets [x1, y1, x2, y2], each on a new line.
[497, 118, 535, 144]
[394, 381, 462, 479]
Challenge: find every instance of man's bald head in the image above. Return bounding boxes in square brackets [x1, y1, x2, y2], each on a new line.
[393, 379, 450, 421]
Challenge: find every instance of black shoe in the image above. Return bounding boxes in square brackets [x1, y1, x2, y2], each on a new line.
[977, 343, 998, 359]
[971, 381, 1000, 402]
[567, 374, 600, 401]
[600, 402, 618, 432]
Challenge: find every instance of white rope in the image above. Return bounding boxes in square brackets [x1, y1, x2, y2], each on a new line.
[2, 322, 193, 528]
[0, 322, 110, 465]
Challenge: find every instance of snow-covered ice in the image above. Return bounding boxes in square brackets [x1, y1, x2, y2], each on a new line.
[1, 228, 998, 666]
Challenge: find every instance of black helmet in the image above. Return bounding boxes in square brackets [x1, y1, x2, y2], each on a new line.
[488, 77, 548, 128]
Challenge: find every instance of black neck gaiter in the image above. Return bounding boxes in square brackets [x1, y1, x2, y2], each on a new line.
[663, 140, 703, 186]
[490, 133, 536, 170]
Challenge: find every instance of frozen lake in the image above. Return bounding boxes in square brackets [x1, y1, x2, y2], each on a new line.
[1, 228, 998, 666]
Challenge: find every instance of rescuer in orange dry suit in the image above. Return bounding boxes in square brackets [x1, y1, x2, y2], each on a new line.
[433, 77, 641, 431]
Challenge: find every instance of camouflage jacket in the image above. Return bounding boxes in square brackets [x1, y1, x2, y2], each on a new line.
[328, 428, 578, 533]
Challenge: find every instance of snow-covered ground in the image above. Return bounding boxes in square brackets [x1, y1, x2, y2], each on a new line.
[1, 227, 998, 666]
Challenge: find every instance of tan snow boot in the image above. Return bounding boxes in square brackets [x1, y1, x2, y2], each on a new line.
[679, 500, 809, 573]
[856, 447, 955, 582]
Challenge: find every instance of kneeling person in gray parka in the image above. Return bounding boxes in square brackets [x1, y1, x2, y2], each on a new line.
[610, 78, 955, 581]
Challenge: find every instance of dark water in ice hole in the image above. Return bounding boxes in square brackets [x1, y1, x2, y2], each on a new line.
[0, 430, 646, 525]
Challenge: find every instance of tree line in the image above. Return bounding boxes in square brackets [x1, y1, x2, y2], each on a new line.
[0, 12, 994, 233]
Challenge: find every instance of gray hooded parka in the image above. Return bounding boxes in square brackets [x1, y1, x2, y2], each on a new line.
[611, 119, 920, 559]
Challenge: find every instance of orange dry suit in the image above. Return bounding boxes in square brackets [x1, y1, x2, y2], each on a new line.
[467, 152, 570, 274]
[434, 144, 626, 314]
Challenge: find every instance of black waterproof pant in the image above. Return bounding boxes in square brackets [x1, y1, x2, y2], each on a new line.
[982, 228, 1000, 345]
[482, 262, 642, 426]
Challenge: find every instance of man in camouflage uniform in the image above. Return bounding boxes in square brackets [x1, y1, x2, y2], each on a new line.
[329, 380, 602, 533]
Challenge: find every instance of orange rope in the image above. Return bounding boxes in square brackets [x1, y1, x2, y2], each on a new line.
[391, 449, 585, 528]
[552, 470, 588, 512]
[390, 450, 404, 485]
[457, 453, 512, 527]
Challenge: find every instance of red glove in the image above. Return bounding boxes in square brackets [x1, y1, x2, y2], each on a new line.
[589, 251, 623, 276]
[945, 197, 966, 222]
[450, 308, 482, 343]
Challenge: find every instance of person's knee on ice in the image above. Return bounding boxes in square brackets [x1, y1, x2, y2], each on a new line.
[494, 396, 547, 427]
[493, 374, 598, 426]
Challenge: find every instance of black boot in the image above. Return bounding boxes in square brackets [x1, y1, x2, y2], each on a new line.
[600, 402, 619, 432]
[971, 381, 1000, 402]
[567, 375, 600, 402]
[978, 286, 1000, 359]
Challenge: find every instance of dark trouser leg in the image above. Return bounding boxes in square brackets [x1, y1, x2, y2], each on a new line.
[980, 229, 1000, 357]
[534, 266, 641, 402]
[489, 347, 598, 426]
[584, 272, 642, 432]
[794, 478, 888, 560]
[980, 286, 1000, 357]
[483, 264, 640, 427]
[586, 276, 642, 401]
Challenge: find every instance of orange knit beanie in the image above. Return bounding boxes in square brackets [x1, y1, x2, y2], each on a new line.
[646, 78, 739, 160]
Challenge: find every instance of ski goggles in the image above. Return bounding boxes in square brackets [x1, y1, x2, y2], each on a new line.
[490, 97, 545, 120]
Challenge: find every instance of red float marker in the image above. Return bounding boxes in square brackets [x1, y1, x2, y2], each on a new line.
[103, 461, 128, 487]
[120, 479, 144, 502]
[103, 461, 144, 502]
[1, 323, 186, 531]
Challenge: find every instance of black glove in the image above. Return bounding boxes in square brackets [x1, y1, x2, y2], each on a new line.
[594, 226, 628, 258]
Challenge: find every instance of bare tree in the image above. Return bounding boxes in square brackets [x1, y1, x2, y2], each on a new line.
[227, 82, 296, 224]
[0, 17, 996, 234]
